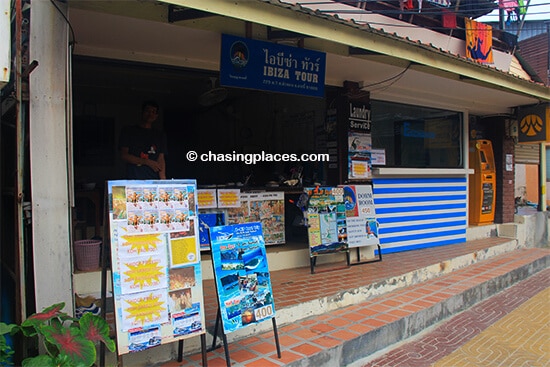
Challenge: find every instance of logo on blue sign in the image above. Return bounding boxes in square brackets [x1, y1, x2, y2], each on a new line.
[230, 41, 249, 70]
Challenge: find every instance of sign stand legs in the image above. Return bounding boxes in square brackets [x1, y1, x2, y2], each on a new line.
[211, 308, 231, 367]
[350, 244, 382, 266]
[272, 318, 282, 358]
[211, 307, 281, 365]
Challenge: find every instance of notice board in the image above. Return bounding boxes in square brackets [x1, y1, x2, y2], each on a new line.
[107, 180, 205, 355]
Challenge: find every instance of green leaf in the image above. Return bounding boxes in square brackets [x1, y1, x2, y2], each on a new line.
[79, 313, 116, 352]
[0, 323, 17, 336]
[45, 326, 96, 367]
[22, 303, 67, 330]
[22, 354, 56, 367]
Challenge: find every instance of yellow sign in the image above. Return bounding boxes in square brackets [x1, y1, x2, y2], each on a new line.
[518, 104, 550, 143]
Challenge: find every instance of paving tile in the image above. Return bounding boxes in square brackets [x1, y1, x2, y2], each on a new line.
[311, 335, 342, 348]
[330, 329, 360, 341]
[291, 342, 323, 356]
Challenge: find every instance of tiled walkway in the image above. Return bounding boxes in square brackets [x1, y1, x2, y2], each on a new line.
[157, 239, 549, 367]
[361, 268, 550, 367]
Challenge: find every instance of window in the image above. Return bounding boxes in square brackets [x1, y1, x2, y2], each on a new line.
[371, 101, 463, 168]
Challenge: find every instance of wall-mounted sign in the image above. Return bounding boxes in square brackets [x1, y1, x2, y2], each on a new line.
[220, 34, 326, 98]
[347, 99, 372, 181]
[518, 104, 550, 143]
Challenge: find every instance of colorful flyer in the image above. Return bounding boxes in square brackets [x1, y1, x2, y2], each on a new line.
[107, 179, 205, 355]
[119, 253, 168, 295]
[340, 185, 380, 248]
[217, 189, 241, 208]
[120, 289, 169, 331]
[209, 222, 276, 334]
[197, 189, 217, 209]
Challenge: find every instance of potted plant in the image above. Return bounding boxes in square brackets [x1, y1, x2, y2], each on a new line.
[1, 302, 115, 367]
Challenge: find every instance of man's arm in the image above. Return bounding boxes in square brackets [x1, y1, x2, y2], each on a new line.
[120, 146, 164, 175]
[157, 153, 166, 179]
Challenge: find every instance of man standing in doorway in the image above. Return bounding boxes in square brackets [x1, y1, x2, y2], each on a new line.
[119, 100, 167, 179]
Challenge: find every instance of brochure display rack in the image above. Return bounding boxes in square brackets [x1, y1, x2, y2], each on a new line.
[209, 222, 281, 367]
[197, 188, 285, 250]
[304, 187, 350, 273]
[105, 180, 207, 362]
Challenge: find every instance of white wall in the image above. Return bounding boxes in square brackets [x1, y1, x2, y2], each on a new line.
[29, 1, 73, 312]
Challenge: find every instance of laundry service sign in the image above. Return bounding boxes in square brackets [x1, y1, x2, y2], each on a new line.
[220, 34, 326, 98]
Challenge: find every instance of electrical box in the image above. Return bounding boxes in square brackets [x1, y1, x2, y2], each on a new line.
[0, 0, 10, 89]
[469, 139, 496, 225]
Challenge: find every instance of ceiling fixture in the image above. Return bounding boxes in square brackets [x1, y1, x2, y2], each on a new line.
[198, 77, 228, 107]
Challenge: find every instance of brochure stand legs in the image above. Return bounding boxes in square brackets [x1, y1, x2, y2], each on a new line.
[310, 249, 350, 274]
[100, 189, 113, 367]
[177, 335, 208, 366]
[350, 244, 382, 266]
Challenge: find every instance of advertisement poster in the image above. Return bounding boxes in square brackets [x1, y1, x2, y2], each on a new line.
[348, 132, 372, 180]
[217, 189, 241, 208]
[340, 185, 380, 248]
[107, 180, 205, 355]
[226, 192, 285, 245]
[347, 99, 373, 181]
[209, 222, 276, 334]
[197, 212, 226, 251]
[197, 189, 217, 209]
[304, 187, 348, 256]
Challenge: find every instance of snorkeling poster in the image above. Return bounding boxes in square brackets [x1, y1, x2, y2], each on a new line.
[107, 179, 205, 355]
[209, 222, 276, 334]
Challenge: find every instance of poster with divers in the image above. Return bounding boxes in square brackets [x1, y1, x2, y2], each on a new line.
[304, 187, 348, 256]
[340, 185, 380, 248]
[107, 179, 205, 355]
[209, 222, 276, 334]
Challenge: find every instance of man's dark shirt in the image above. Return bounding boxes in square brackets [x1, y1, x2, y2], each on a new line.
[119, 125, 167, 179]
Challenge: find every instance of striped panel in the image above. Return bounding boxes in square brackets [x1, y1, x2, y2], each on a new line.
[372, 177, 467, 254]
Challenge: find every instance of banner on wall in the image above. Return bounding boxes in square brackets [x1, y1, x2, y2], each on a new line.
[209, 222, 276, 334]
[220, 33, 326, 98]
[464, 18, 494, 64]
[107, 180, 205, 355]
